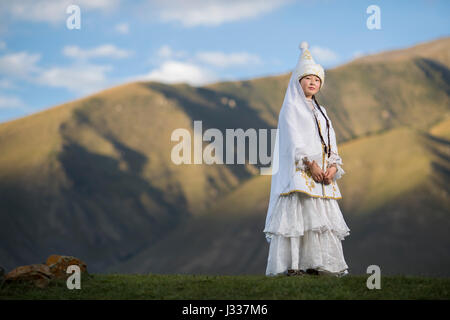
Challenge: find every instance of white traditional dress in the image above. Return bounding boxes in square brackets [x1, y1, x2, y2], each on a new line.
[263, 96, 351, 277]
[263, 41, 350, 276]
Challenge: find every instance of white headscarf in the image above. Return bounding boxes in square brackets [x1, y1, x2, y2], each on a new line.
[263, 42, 328, 244]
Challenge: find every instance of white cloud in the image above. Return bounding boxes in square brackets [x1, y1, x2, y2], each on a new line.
[115, 22, 129, 34]
[156, 45, 188, 60]
[0, 79, 16, 89]
[130, 60, 217, 86]
[195, 51, 261, 67]
[0, 51, 42, 79]
[0, 0, 120, 24]
[62, 44, 133, 60]
[310, 46, 339, 64]
[36, 62, 114, 95]
[154, 45, 262, 67]
[151, 0, 293, 27]
[0, 94, 26, 109]
[1, 0, 292, 28]
[0, 49, 116, 95]
[138, 45, 264, 86]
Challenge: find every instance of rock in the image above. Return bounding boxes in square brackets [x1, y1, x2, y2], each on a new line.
[3, 255, 89, 288]
[4, 264, 54, 288]
[45, 254, 88, 280]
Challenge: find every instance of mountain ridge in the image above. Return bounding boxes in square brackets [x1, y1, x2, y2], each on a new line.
[0, 37, 449, 276]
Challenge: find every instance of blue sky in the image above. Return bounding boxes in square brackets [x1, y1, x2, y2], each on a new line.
[0, 0, 448, 124]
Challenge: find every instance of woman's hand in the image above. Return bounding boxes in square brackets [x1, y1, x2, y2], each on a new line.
[306, 161, 325, 183]
[323, 165, 337, 185]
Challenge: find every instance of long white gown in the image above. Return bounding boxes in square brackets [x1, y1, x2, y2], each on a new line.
[264, 192, 350, 276]
[265, 98, 351, 277]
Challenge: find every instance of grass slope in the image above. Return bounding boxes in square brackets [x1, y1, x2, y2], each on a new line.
[1, 274, 449, 300]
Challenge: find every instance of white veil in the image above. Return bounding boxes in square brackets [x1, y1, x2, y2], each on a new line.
[263, 68, 323, 243]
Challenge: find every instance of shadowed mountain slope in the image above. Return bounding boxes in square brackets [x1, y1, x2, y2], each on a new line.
[0, 37, 449, 276]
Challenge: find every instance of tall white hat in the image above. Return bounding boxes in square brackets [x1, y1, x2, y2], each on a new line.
[294, 41, 325, 89]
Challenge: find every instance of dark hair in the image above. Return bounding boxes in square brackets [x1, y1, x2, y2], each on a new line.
[312, 94, 331, 157]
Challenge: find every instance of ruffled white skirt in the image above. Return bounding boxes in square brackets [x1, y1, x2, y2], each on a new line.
[264, 192, 351, 277]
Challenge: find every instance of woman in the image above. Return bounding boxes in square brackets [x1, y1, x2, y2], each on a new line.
[263, 42, 350, 277]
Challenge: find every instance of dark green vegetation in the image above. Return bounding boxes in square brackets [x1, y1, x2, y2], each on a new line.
[1, 274, 449, 300]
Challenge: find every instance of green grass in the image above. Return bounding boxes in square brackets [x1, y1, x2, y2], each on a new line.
[1, 274, 449, 300]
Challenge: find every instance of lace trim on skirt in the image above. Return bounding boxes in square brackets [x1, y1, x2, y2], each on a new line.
[264, 192, 351, 276]
[264, 192, 350, 241]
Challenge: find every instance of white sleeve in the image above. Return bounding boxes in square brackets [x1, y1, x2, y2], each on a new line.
[294, 149, 323, 171]
[328, 151, 345, 180]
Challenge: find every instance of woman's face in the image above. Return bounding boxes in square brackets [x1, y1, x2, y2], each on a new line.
[299, 75, 321, 98]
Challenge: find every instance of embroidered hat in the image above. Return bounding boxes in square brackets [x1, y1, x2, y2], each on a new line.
[294, 41, 325, 89]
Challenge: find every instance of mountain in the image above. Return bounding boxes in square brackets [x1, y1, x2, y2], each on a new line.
[105, 125, 450, 276]
[0, 37, 449, 276]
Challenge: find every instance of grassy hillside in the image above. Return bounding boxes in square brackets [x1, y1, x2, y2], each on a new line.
[106, 125, 450, 277]
[430, 114, 450, 140]
[0, 37, 449, 277]
[347, 36, 450, 67]
[1, 274, 449, 300]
